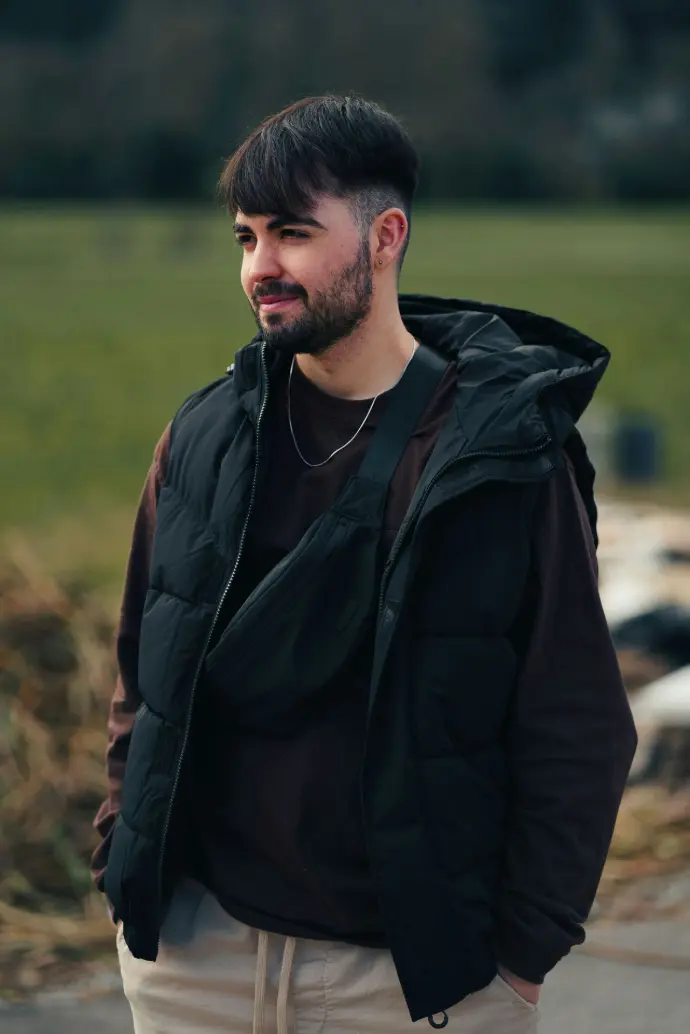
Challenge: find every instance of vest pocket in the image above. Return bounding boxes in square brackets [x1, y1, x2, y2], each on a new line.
[104, 813, 129, 925]
[104, 811, 165, 957]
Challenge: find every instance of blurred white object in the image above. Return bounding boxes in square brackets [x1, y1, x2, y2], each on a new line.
[632, 665, 690, 726]
[597, 502, 666, 624]
[600, 565, 664, 627]
[628, 665, 690, 782]
[596, 500, 690, 625]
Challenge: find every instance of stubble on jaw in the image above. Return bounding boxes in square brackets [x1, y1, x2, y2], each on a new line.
[252, 240, 373, 358]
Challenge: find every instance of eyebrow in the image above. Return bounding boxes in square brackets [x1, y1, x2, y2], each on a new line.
[233, 214, 326, 235]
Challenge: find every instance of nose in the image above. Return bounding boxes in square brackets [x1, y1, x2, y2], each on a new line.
[246, 240, 283, 293]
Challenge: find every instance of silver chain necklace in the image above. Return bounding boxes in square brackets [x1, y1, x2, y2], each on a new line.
[287, 338, 418, 468]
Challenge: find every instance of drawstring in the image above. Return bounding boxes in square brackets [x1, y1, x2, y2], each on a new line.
[277, 935, 296, 1034]
[252, 930, 445, 1032]
[253, 929, 297, 1034]
[252, 930, 269, 1034]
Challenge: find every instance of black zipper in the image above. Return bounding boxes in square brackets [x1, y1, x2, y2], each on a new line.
[376, 436, 553, 626]
[156, 344, 269, 937]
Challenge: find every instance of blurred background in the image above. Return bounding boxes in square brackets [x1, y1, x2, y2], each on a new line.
[1, 2, 690, 1032]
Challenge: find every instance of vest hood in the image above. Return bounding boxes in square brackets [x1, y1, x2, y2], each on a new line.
[399, 294, 610, 453]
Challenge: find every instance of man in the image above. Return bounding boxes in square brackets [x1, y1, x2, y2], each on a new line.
[92, 95, 637, 1034]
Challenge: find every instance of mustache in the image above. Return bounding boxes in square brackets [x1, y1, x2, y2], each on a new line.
[253, 282, 306, 303]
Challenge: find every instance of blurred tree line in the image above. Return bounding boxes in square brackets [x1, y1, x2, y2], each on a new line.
[0, 0, 688, 202]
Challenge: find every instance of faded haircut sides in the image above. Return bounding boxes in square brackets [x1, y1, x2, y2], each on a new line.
[218, 94, 420, 268]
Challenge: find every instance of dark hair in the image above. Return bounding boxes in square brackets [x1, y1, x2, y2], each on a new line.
[218, 94, 419, 267]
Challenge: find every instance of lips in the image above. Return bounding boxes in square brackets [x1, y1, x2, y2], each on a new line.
[257, 295, 300, 312]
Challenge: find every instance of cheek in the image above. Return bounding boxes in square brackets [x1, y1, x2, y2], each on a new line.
[240, 259, 253, 299]
[291, 255, 339, 299]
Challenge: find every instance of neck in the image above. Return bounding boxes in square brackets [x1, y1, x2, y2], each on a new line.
[295, 305, 417, 401]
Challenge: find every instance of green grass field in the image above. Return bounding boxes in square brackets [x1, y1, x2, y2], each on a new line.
[2, 205, 690, 597]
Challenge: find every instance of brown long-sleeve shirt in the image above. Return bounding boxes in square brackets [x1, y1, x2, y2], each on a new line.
[92, 358, 635, 978]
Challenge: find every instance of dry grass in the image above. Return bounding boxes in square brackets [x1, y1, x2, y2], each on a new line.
[0, 543, 117, 997]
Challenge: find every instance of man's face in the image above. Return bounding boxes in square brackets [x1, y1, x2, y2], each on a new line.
[235, 195, 373, 356]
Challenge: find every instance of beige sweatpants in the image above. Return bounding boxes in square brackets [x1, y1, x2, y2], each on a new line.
[117, 878, 539, 1034]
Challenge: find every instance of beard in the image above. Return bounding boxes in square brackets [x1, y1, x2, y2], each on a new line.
[251, 239, 373, 357]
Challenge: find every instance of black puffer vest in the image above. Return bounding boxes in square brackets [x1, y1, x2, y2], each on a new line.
[105, 295, 609, 1023]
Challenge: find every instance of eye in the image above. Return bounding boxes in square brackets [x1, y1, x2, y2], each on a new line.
[281, 229, 308, 239]
[235, 235, 254, 248]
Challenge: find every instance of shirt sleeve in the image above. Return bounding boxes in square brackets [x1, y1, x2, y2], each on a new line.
[494, 455, 638, 983]
[90, 425, 171, 895]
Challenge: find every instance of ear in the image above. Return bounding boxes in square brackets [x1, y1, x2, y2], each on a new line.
[372, 208, 408, 271]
